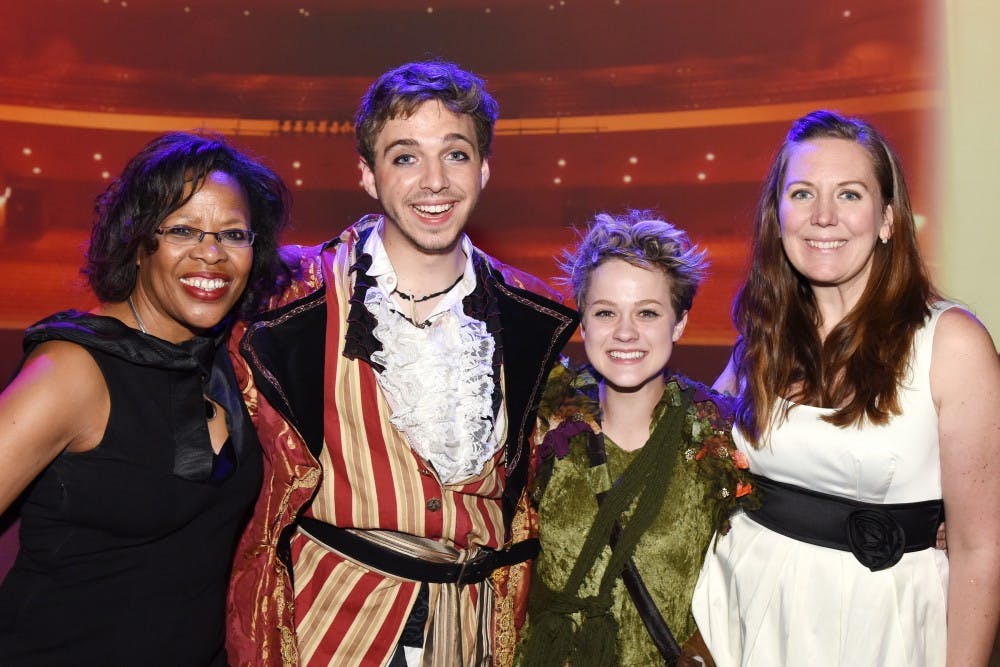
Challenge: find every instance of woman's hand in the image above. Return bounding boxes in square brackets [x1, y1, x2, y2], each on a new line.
[712, 353, 738, 396]
[935, 522, 947, 552]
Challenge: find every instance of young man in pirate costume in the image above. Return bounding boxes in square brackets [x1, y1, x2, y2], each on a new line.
[225, 60, 578, 667]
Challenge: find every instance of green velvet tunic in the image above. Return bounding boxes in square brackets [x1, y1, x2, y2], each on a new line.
[520, 369, 747, 667]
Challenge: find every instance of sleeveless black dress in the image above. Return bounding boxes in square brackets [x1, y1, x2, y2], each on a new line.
[0, 312, 262, 666]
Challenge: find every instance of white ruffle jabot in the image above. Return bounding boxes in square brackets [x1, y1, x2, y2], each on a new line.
[366, 288, 500, 485]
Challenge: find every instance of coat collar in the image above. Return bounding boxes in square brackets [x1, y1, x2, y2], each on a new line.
[240, 236, 579, 521]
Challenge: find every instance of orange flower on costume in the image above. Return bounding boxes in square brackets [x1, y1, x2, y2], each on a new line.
[732, 450, 750, 470]
[736, 481, 753, 498]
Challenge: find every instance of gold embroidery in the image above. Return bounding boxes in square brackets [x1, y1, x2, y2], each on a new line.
[279, 625, 297, 666]
[492, 565, 516, 667]
[243, 296, 327, 413]
[487, 274, 575, 472]
[261, 449, 319, 665]
[491, 494, 533, 667]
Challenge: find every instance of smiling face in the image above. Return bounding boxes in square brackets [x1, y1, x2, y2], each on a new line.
[779, 137, 893, 303]
[132, 170, 253, 342]
[581, 259, 688, 399]
[360, 99, 490, 263]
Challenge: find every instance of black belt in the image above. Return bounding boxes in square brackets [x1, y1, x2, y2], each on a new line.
[745, 474, 944, 572]
[298, 516, 539, 585]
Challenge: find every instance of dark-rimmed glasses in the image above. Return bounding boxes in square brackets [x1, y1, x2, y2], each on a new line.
[155, 225, 256, 248]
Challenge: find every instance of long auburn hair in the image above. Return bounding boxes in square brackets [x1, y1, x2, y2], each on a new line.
[733, 110, 936, 446]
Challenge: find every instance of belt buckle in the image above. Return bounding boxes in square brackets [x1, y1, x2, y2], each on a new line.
[457, 547, 494, 585]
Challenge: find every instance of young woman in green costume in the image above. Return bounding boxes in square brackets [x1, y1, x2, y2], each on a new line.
[517, 210, 756, 667]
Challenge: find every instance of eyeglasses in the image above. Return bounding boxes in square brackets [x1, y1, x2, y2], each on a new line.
[155, 225, 256, 248]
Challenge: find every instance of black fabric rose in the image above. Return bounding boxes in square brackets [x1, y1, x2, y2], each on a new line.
[845, 509, 906, 571]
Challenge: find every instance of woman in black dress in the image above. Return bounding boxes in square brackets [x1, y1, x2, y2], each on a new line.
[0, 132, 289, 666]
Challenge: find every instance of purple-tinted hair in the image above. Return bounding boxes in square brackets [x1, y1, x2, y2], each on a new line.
[354, 60, 499, 167]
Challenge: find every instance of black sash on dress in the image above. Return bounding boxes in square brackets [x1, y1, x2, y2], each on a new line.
[745, 474, 944, 572]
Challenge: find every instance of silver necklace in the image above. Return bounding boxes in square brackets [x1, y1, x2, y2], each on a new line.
[127, 296, 147, 334]
[127, 296, 217, 421]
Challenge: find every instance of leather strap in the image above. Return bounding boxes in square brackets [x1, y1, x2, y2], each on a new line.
[298, 515, 539, 585]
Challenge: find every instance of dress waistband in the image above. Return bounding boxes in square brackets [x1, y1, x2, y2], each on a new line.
[297, 515, 539, 585]
[744, 474, 944, 572]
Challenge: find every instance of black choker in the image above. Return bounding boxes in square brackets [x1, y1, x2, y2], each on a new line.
[391, 273, 464, 303]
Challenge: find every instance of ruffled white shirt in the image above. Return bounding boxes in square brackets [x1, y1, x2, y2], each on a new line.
[361, 224, 505, 484]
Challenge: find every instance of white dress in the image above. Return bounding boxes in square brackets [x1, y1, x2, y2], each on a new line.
[693, 303, 955, 667]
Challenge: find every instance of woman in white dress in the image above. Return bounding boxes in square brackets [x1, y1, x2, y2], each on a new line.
[692, 110, 1000, 666]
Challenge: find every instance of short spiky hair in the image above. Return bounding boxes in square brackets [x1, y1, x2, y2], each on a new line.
[83, 131, 290, 319]
[354, 60, 499, 167]
[560, 209, 709, 318]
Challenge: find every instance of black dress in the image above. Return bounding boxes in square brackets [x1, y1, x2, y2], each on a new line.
[0, 312, 262, 666]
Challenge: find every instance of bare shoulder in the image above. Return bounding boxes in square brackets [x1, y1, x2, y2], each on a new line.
[932, 307, 998, 366]
[9, 340, 109, 448]
[0, 340, 109, 511]
[930, 306, 1000, 407]
[19, 339, 104, 386]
